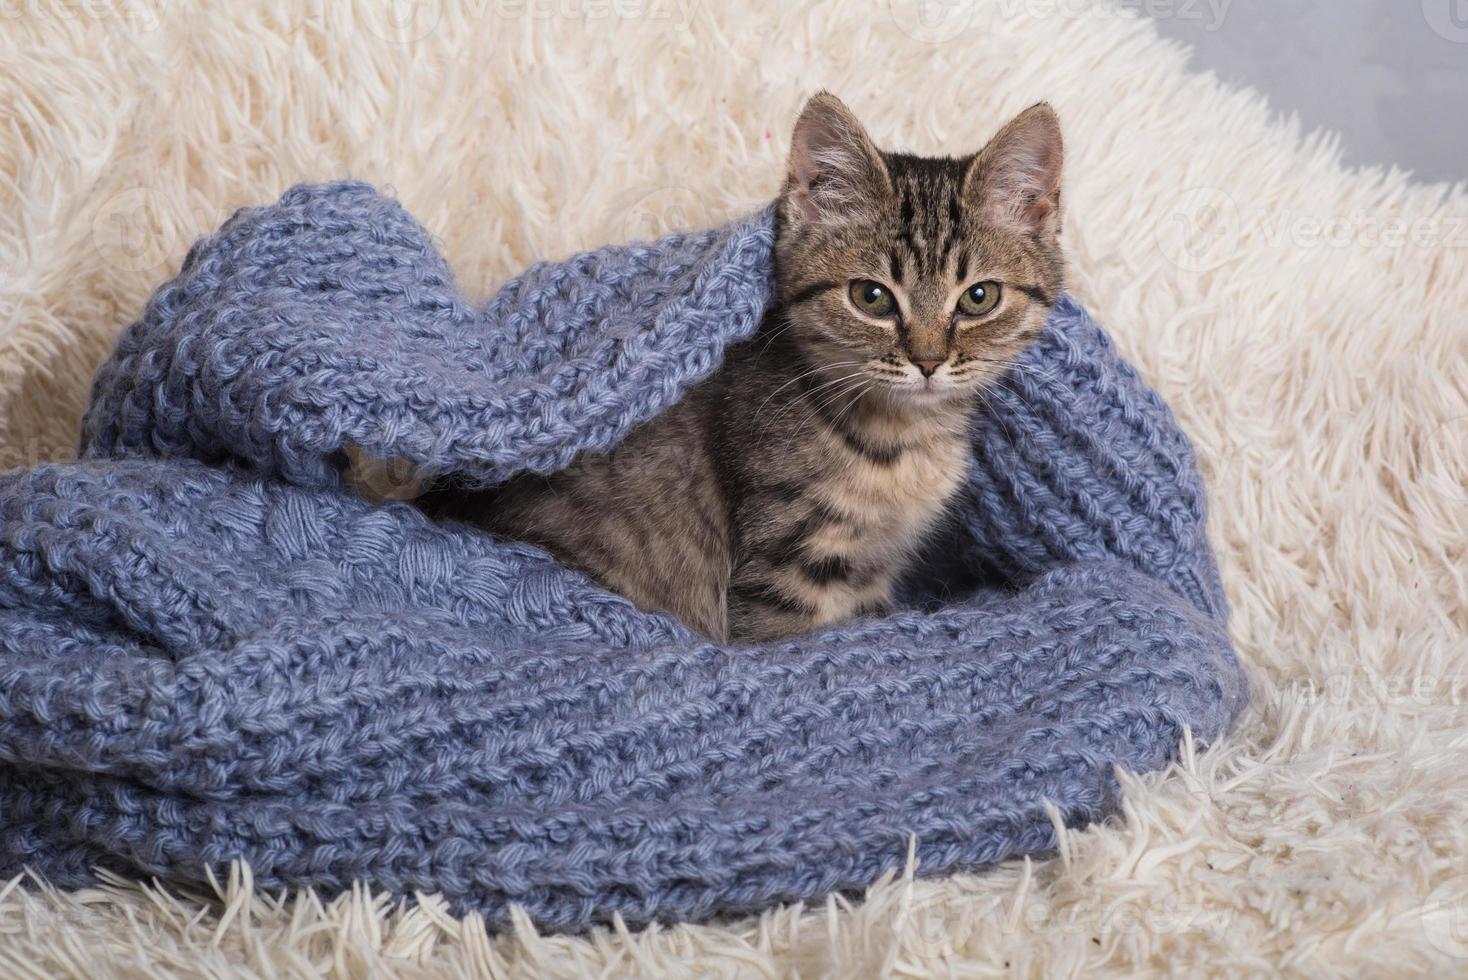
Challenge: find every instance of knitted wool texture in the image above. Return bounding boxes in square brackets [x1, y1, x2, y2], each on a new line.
[0, 182, 1246, 932]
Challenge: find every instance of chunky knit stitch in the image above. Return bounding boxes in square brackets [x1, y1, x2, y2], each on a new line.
[0, 182, 1246, 931]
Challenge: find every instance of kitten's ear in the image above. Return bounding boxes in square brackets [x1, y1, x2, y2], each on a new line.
[963, 103, 1064, 238]
[785, 92, 892, 225]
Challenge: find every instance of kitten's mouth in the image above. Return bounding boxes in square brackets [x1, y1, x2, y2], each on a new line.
[878, 376, 968, 406]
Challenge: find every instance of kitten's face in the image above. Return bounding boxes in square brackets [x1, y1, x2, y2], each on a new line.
[775, 94, 1065, 409]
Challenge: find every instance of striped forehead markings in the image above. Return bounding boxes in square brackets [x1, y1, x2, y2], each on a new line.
[890, 174, 971, 279]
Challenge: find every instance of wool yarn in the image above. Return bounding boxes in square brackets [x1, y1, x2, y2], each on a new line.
[0, 182, 1246, 931]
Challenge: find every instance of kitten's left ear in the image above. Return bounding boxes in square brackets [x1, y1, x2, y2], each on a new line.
[963, 103, 1064, 238]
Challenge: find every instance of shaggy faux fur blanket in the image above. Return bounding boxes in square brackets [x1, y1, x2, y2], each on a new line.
[0, 181, 1244, 931]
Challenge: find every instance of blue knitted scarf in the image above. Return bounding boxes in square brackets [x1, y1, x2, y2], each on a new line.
[0, 182, 1246, 931]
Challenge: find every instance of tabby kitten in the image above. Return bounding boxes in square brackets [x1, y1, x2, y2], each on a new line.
[423, 92, 1065, 643]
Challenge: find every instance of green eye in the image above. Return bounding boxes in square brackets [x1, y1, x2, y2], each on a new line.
[848, 279, 896, 317]
[957, 281, 1002, 316]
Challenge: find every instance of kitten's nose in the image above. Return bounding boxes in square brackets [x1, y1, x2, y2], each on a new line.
[910, 357, 944, 377]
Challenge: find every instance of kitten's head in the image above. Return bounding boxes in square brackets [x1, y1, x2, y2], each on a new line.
[774, 92, 1065, 408]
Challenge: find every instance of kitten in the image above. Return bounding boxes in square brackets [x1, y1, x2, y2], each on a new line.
[421, 92, 1065, 643]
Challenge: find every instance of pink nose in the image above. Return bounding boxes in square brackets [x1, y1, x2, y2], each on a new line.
[910, 358, 944, 377]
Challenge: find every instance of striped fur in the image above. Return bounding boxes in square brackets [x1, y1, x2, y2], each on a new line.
[424, 93, 1065, 642]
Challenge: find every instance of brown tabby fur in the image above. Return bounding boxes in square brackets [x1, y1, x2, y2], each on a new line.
[420, 93, 1066, 643]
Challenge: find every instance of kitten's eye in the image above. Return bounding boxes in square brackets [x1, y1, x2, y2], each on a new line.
[848, 279, 897, 317]
[957, 281, 1002, 316]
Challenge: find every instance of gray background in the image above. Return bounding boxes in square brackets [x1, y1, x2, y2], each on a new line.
[1144, 0, 1467, 185]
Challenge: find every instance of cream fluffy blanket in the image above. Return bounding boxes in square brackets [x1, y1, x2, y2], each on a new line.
[2, 1, 1465, 976]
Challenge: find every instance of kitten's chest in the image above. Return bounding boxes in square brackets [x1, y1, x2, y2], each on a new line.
[816, 431, 969, 559]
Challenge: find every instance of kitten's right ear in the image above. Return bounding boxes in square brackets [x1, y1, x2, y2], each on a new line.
[785, 92, 892, 225]
[963, 103, 1064, 239]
